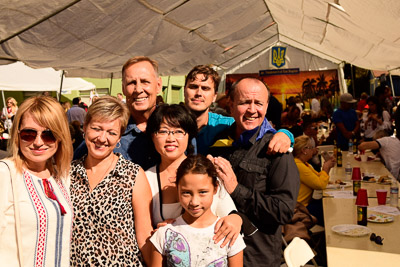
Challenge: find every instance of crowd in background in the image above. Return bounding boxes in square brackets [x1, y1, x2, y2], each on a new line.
[252, 85, 399, 161]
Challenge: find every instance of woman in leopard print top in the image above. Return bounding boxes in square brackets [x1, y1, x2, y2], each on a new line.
[70, 96, 153, 266]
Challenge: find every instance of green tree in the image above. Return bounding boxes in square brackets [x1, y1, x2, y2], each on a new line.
[316, 73, 328, 93]
[302, 78, 316, 99]
[329, 74, 339, 93]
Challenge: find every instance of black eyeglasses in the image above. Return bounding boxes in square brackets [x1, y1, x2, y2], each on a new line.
[156, 129, 186, 139]
[370, 233, 383, 245]
[19, 129, 57, 144]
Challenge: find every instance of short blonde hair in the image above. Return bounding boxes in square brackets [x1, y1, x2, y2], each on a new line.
[122, 56, 159, 81]
[8, 96, 73, 179]
[84, 96, 130, 136]
[293, 136, 312, 157]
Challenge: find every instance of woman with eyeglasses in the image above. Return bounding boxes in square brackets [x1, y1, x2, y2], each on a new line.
[0, 96, 73, 266]
[145, 104, 242, 248]
[69, 96, 153, 266]
[293, 135, 335, 225]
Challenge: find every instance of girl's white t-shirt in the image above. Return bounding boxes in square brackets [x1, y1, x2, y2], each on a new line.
[150, 216, 245, 266]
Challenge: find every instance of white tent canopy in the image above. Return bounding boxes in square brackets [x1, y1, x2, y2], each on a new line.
[0, 62, 95, 92]
[0, 0, 399, 78]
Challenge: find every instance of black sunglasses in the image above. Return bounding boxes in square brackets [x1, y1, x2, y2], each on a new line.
[370, 233, 384, 245]
[19, 129, 57, 144]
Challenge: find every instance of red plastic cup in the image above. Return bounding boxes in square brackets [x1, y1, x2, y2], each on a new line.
[376, 189, 387, 205]
[355, 189, 369, 206]
[352, 167, 361, 181]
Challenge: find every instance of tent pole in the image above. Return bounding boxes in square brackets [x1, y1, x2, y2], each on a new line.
[109, 73, 113, 95]
[220, 71, 226, 94]
[166, 75, 170, 103]
[389, 72, 395, 97]
[338, 62, 347, 94]
[1, 90, 6, 115]
[58, 70, 65, 101]
[350, 64, 355, 96]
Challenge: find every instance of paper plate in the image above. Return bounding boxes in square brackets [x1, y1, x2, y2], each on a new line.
[332, 224, 371, 237]
[377, 176, 392, 185]
[362, 175, 376, 183]
[377, 181, 391, 185]
[367, 214, 394, 223]
[361, 179, 376, 183]
[326, 182, 352, 189]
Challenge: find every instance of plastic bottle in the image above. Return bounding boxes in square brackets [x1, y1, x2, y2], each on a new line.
[389, 178, 399, 207]
[345, 161, 352, 180]
[348, 139, 353, 154]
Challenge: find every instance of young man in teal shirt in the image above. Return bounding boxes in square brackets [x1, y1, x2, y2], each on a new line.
[183, 65, 293, 155]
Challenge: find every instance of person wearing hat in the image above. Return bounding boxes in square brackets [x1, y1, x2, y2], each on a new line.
[332, 93, 360, 150]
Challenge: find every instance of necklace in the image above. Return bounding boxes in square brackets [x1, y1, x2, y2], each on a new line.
[86, 155, 116, 189]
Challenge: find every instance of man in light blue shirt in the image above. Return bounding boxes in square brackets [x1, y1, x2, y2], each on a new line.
[67, 97, 86, 126]
[74, 56, 161, 170]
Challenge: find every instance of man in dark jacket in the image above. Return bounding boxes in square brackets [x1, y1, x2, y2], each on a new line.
[208, 77, 300, 267]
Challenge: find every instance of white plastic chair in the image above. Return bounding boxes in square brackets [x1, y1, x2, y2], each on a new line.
[283, 237, 316, 267]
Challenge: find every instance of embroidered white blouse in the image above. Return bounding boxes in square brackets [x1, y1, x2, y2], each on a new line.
[0, 160, 73, 267]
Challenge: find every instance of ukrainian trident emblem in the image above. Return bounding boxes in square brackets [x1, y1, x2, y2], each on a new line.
[271, 46, 286, 68]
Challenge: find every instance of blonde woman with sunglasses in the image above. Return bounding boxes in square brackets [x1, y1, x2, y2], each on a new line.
[0, 96, 73, 266]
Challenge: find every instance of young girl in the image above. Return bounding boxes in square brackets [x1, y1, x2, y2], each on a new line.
[150, 154, 245, 267]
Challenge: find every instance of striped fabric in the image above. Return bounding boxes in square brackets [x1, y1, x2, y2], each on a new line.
[0, 163, 72, 267]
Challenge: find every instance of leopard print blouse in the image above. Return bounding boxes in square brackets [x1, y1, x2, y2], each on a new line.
[70, 154, 144, 266]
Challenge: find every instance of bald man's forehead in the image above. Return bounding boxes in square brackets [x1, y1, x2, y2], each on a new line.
[235, 79, 269, 100]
